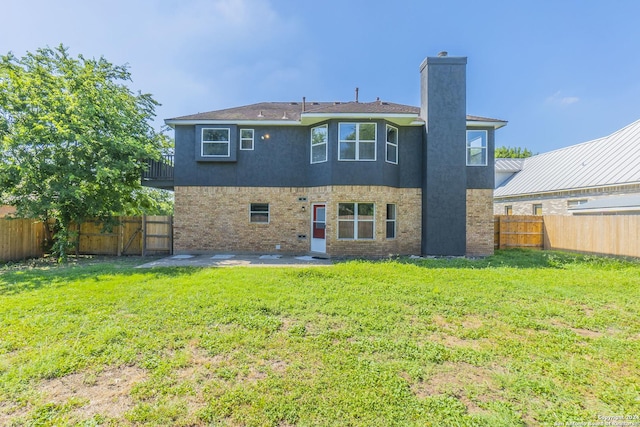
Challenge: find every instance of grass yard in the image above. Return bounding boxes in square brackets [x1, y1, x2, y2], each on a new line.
[0, 250, 639, 426]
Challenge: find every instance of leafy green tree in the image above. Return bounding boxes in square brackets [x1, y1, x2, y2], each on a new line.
[495, 146, 533, 158]
[0, 45, 165, 260]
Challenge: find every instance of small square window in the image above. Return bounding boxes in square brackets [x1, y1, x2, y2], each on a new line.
[250, 203, 269, 223]
[505, 205, 513, 215]
[533, 204, 542, 216]
[240, 129, 254, 150]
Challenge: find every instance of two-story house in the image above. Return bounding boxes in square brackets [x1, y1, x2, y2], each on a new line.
[150, 53, 506, 257]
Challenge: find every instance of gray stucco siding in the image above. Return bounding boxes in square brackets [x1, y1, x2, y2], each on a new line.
[174, 121, 423, 188]
[420, 56, 468, 256]
[466, 127, 496, 189]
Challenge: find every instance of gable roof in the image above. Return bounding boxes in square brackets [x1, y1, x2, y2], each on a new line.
[495, 119, 640, 198]
[166, 101, 506, 128]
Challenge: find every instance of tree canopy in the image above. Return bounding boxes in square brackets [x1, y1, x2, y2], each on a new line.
[0, 45, 166, 259]
[495, 146, 534, 158]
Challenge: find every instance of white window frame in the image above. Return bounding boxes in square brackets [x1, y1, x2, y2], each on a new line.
[466, 130, 488, 166]
[385, 125, 398, 164]
[202, 128, 230, 157]
[386, 203, 396, 239]
[337, 202, 375, 240]
[338, 122, 377, 161]
[250, 203, 270, 223]
[310, 124, 328, 164]
[240, 129, 254, 151]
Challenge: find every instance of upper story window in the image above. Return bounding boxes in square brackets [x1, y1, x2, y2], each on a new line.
[338, 123, 376, 161]
[466, 130, 487, 166]
[202, 128, 230, 157]
[311, 125, 328, 163]
[386, 125, 398, 164]
[240, 129, 254, 150]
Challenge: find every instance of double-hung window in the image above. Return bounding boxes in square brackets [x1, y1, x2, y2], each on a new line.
[386, 125, 398, 164]
[466, 130, 488, 166]
[338, 123, 376, 161]
[240, 129, 254, 150]
[311, 125, 328, 163]
[338, 203, 375, 239]
[202, 128, 230, 157]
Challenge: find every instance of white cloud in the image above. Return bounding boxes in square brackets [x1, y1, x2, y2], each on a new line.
[546, 91, 580, 106]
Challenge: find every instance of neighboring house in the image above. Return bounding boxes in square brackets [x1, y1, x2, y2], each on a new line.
[494, 119, 640, 216]
[148, 53, 507, 257]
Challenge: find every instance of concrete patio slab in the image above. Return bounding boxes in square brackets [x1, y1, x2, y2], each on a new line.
[136, 254, 333, 268]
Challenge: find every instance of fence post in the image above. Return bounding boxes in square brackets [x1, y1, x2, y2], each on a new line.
[142, 214, 147, 257]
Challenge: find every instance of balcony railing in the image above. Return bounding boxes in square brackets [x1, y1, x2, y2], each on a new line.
[142, 154, 174, 189]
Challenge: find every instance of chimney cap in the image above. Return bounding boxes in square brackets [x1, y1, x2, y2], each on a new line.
[437, 51, 448, 57]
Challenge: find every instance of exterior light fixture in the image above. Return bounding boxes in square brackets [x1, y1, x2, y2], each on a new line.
[261, 134, 270, 140]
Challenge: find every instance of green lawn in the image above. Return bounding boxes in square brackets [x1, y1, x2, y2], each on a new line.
[1, 250, 639, 426]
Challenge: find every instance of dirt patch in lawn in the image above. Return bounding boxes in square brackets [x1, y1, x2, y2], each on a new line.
[410, 362, 505, 414]
[39, 365, 147, 421]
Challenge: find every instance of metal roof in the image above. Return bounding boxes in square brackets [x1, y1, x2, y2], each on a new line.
[495, 158, 525, 172]
[568, 194, 640, 213]
[495, 119, 640, 197]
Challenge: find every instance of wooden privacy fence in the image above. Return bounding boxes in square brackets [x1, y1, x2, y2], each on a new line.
[494, 215, 544, 250]
[544, 215, 640, 258]
[0, 216, 172, 261]
[495, 214, 640, 258]
[0, 218, 45, 262]
[74, 215, 173, 256]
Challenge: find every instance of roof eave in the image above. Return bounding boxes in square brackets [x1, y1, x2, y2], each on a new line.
[165, 119, 300, 127]
[466, 120, 508, 130]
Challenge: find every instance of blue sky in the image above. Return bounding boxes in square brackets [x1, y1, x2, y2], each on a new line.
[3, 0, 640, 154]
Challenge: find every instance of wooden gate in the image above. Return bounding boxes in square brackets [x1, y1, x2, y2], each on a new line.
[494, 215, 544, 250]
[143, 215, 173, 255]
[75, 216, 172, 256]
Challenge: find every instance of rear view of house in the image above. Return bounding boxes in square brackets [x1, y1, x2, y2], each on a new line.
[147, 53, 506, 257]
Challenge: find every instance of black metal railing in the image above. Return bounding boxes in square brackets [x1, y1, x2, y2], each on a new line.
[143, 154, 174, 181]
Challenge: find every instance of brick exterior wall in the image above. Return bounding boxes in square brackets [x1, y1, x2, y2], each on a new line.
[466, 189, 495, 257]
[494, 184, 640, 216]
[174, 186, 422, 257]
